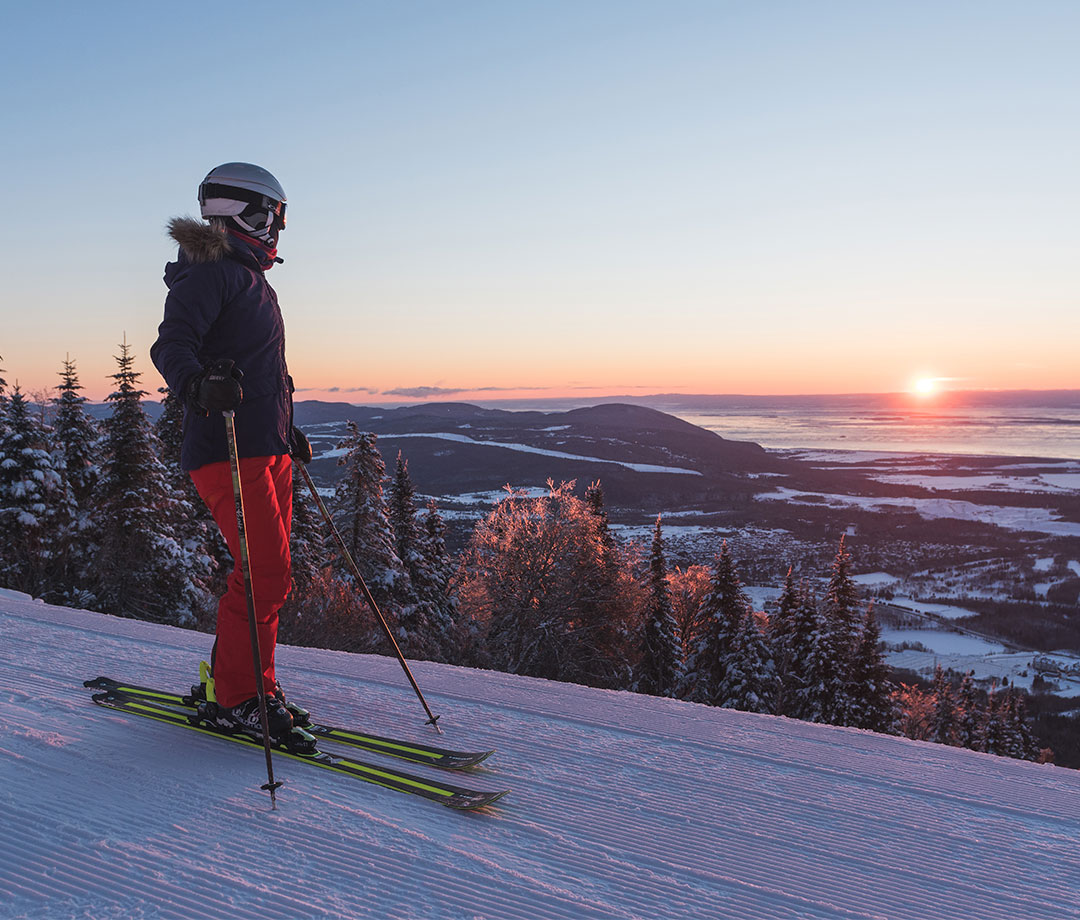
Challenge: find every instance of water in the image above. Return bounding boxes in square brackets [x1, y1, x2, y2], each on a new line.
[676, 405, 1080, 459]
[476, 392, 1080, 459]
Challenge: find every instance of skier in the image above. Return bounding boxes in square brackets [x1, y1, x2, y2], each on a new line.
[150, 162, 313, 745]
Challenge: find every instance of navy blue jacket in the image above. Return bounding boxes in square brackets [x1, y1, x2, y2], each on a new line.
[151, 218, 293, 471]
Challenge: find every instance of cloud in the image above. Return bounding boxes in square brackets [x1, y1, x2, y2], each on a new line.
[296, 385, 381, 394]
[384, 385, 549, 398]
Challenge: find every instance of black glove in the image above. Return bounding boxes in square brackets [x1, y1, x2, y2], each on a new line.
[187, 359, 244, 414]
[290, 425, 312, 464]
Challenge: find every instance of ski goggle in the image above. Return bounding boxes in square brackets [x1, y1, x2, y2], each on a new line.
[199, 182, 286, 222]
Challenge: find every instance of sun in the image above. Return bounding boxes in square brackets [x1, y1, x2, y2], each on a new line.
[911, 376, 941, 397]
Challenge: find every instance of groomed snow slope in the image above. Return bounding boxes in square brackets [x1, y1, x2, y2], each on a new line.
[2, 592, 1078, 920]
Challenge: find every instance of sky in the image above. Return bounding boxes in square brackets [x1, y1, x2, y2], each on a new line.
[3, 1, 1078, 403]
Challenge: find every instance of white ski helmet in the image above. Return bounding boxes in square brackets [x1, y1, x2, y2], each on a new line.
[198, 162, 287, 244]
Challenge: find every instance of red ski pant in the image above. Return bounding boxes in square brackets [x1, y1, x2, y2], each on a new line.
[190, 454, 293, 708]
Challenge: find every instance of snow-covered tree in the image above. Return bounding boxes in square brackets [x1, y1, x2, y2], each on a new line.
[288, 462, 328, 593]
[153, 384, 228, 615]
[848, 606, 895, 733]
[457, 481, 633, 684]
[719, 609, 776, 713]
[683, 541, 749, 704]
[928, 664, 957, 745]
[634, 515, 683, 697]
[51, 357, 99, 506]
[768, 566, 800, 716]
[979, 686, 1008, 755]
[0, 385, 69, 596]
[798, 592, 849, 725]
[329, 423, 403, 617]
[416, 499, 460, 660]
[955, 671, 982, 750]
[667, 564, 711, 663]
[387, 450, 450, 660]
[1002, 690, 1039, 761]
[92, 340, 210, 624]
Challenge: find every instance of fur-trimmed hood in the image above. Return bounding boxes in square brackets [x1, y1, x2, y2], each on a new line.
[167, 216, 232, 263]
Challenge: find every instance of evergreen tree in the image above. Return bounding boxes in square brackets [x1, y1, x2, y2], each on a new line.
[979, 685, 1008, 755]
[329, 423, 403, 617]
[0, 385, 68, 595]
[719, 608, 776, 713]
[288, 462, 327, 593]
[387, 450, 449, 660]
[683, 541, 748, 704]
[798, 594, 849, 725]
[92, 340, 210, 624]
[929, 664, 957, 745]
[1002, 690, 1039, 761]
[824, 535, 861, 647]
[783, 582, 820, 719]
[955, 671, 982, 750]
[154, 384, 228, 608]
[51, 357, 99, 506]
[848, 606, 895, 732]
[768, 566, 800, 716]
[635, 515, 683, 697]
[417, 499, 459, 659]
[569, 480, 628, 688]
[822, 535, 862, 723]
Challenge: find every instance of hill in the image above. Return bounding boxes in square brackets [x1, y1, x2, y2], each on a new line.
[2, 590, 1078, 919]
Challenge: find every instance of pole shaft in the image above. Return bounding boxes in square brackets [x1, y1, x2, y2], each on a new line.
[296, 461, 442, 732]
[223, 410, 282, 805]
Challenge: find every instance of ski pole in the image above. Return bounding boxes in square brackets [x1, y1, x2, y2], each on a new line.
[295, 459, 443, 733]
[223, 409, 284, 806]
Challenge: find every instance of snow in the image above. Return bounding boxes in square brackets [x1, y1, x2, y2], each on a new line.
[881, 627, 1007, 657]
[866, 472, 1080, 494]
[756, 486, 1080, 537]
[852, 572, 900, 587]
[1034, 557, 1055, 573]
[889, 597, 981, 621]
[3, 595, 1080, 920]
[377, 432, 704, 476]
[1070, 561, 1080, 578]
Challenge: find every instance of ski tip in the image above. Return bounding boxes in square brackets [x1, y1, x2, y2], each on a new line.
[444, 789, 509, 811]
[84, 677, 114, 690]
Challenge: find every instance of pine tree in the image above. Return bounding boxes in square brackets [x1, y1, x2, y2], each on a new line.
[683, 541, 750, 704]
[824, 535, 861, 645]
[720, 608, 776, 713]
[823, 535, 862, 723]
[979, 685, 1008, 755]
[388, 450, 447, 660]
[928, 664, 957, 745]
[288, 462, 327, 593]
[848, 606, 895, 733]
[768, 566, 800, 716]
[0, 385, 68, 595]
[798, 595, 849, 725]
[92, 340, 210, 624]
[153, 384, 228, 610]
[329, 423, 403, 619]
[51, 357, 99, 506]
[570, 480, 628, 688]
[635, 515, 683, 697]
[783, 582, 820, 720]
[955, 671, 982, 750]
[417, 499, 459, 660]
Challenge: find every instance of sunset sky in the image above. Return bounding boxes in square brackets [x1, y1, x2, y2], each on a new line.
[3, 1, 1078, 403]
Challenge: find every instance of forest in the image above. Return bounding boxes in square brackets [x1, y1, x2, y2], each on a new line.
[0, 349, 1056, 765]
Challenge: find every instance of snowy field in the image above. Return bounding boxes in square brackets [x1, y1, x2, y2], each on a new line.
[755, 486, 1080, 538]
[3, 593, 1080, 920]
